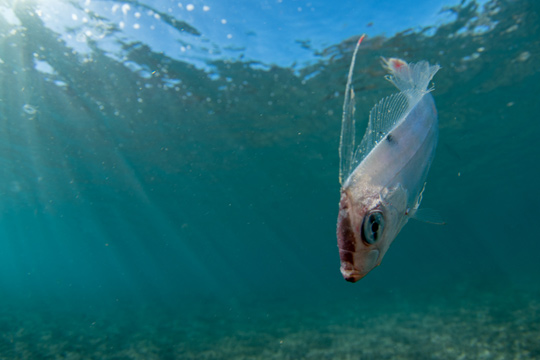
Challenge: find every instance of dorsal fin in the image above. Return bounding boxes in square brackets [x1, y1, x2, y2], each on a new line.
[354, 89, 421, 162]
[352, 58, 440, 166]
[339, 35, 365, 185]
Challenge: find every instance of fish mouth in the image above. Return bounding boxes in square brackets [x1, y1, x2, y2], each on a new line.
[339, 248, 380, 283]
[341, 269, 365, 283]
[339, 258, 366, 283]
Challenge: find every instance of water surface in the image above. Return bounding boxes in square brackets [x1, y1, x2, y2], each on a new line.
[0, 0, 539, 358]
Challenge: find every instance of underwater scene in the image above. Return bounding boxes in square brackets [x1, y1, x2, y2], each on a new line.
[0, 0, 539, 358]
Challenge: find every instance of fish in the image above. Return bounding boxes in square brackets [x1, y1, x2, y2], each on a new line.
[337, 35, 441, 282]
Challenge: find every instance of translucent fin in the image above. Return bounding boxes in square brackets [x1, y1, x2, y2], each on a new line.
[382, 58, 440, 93]
[408, 183, 446, 225]
[411, 208, 446, 225]
[352, 58, 440, 166]
[355, 89, 420, 161]
[339, 35, 365, 185]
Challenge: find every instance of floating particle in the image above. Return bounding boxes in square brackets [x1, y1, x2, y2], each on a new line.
[23, 104, 37, 115]
[505, 24, 518, 33]
[517, 51, 530, 62]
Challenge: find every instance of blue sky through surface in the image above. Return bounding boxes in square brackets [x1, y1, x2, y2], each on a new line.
[8, 0, 492, 69]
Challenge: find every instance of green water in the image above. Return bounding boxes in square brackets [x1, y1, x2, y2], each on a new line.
[0, 0, 538, 358]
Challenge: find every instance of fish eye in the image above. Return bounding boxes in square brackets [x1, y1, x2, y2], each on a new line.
[362, 211, 385, 245]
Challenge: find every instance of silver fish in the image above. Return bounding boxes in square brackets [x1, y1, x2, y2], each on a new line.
[337, 36, 441, 282]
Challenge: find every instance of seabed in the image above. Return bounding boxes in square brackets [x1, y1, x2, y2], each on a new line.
[0, 283, 538, 359]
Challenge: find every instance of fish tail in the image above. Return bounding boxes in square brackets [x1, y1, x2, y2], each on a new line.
[381, 57, 440, 93]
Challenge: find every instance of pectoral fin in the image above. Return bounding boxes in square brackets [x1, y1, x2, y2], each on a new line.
[411, 208, 446, 225]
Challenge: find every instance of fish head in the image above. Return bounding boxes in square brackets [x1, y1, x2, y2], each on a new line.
[337, 184, 408, 282]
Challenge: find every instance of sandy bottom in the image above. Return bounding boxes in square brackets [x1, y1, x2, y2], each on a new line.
[0, 285, 538, 359]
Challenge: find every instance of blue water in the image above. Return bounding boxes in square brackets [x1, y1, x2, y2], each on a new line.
[0, 0, 539, 358]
